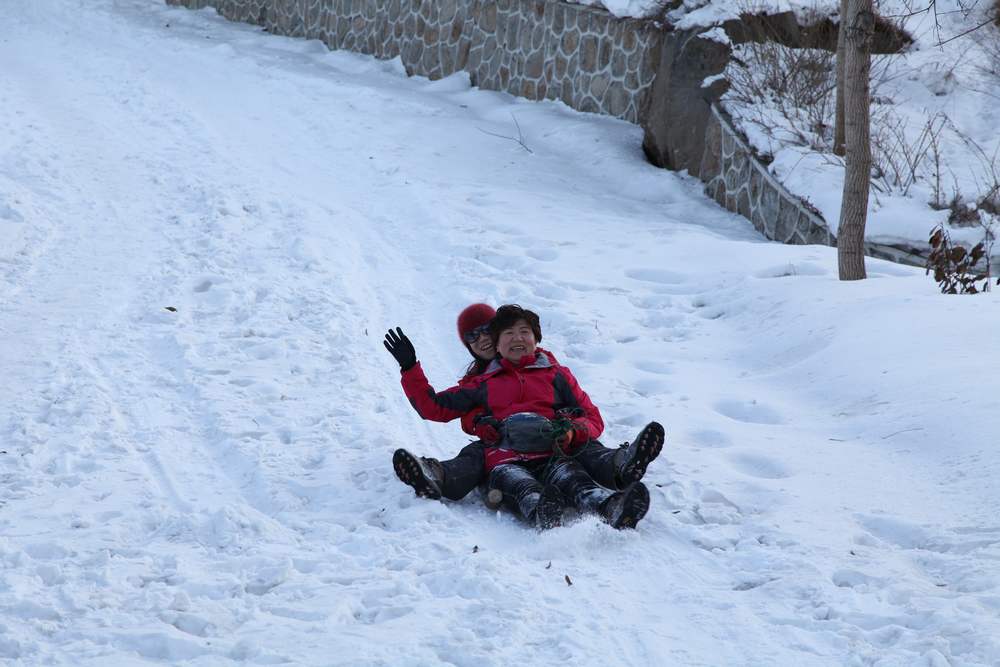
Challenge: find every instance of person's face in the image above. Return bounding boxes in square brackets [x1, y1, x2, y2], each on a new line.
[468, 327, 495, 361]
[497, 319, 537, 363]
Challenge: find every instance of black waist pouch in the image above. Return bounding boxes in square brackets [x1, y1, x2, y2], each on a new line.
[499, 412, 554, 453]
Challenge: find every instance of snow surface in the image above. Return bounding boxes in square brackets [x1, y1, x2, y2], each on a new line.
[1, 1, 999, 665]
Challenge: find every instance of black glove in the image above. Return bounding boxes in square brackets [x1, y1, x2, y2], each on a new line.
[383, 327, 417, 372]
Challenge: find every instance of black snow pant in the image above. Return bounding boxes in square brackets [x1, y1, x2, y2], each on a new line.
[488, 457, 614, 522]
[438, 441, 487, 501]
[572, 439, 623, 490]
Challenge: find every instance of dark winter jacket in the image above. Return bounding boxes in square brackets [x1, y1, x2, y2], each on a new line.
[400, 347, 604, 470]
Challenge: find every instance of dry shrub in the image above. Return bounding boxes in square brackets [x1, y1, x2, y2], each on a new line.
[927, 225, 992, 293]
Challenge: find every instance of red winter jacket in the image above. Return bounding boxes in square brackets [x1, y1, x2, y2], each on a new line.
[400, 348, 604, 470]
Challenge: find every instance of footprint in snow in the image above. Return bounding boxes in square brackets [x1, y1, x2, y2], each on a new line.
[728, 452, 791, 479]
[831, 569, 883, 589]
[625, 268, 686, 285]
[632, 376, 670, 397]
[526, 247, 558, 261]
[0, 202, 24, 222]
[633, 359, 672, 375]
[688, 428, 732, 448]
[714, 399, 784, 425]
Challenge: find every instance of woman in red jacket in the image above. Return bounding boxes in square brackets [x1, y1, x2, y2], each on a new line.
[389, 304, 664, 511]
[386, 304, 660, 530]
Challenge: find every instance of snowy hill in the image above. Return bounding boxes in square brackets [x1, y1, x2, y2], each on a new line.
[1, 1, 998, 665]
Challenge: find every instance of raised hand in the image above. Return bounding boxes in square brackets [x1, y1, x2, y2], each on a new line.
[383, 327, 417, 372]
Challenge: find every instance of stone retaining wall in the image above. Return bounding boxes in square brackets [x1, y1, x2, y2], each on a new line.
[700, 105, 834, 247]
[167, 0, 661, 124]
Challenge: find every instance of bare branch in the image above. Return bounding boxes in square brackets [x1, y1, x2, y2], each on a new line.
[476, 113, 534, 154]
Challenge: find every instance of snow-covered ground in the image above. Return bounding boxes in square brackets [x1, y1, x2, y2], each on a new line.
[1, 1, 999, 665]
[718, 0, 1000, 253]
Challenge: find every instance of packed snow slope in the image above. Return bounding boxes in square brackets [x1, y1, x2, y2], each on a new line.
[1, 1, 998, 665]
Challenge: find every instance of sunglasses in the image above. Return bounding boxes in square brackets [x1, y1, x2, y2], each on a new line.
[463, 323, 491, 344]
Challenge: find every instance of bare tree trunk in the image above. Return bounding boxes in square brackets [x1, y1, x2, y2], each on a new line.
[834, 0, 848, 156]
[837, 0, 874, 281]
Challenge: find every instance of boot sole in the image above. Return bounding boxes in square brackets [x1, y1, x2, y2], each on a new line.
[619, 422, 665, 487]
[610, 483, 650, 530]
[392, 449, 442, 500]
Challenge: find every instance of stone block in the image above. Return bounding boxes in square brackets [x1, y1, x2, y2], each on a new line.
[722, 129, 734, 158]
[622, 27, 637, 52]
[599, 40, 612, 71]
[626, 48, 640, 73]
[749, 167, 762, 207]
[552, 5, 564, 33]
[506, 15, 520, 49]
[737, 190, 751, 219]
[522, 79, 537, 98]
[580, 35, 599, 71]
[422, 46, 437, 72]
[606, 85, 629, 117]
[554, 54, 568, 79]
[579, 96, 600, 114]
[764, 207, 777, 238]
[712, 180, 726, 207]
[611, 50, 626, 78]
[483, 35, 498, 60]
[519, 20, 531, 52]
[439, 0, 457, 23]
[457, 39, 471, 69]
[561, 82, 574, 106]
[440, 44, 456, 73]
[805, 222, 834, 246]
[561, 30, 578, 56]
[525, 50, 544, 78]
[724, 164, 739, 192]
[408, 38, 423, 62]
[590, 74, 609, 98]
[481, 2, 497, 31]
[532, 23, 545, 50]
[774, 198, 795, 242]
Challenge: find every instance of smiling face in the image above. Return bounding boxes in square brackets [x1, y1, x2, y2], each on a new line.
[468, 328, 495, 361]
[496, 318, 537, 363]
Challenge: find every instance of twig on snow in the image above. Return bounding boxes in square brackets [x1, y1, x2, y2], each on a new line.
[477, 113, 534, 154]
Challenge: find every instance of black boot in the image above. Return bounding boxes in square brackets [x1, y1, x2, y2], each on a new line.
[393, 449, 444, 500]
[614, 422, 665, 487]
[599, 482, 650, 530]
[530, 485, 565, 530]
